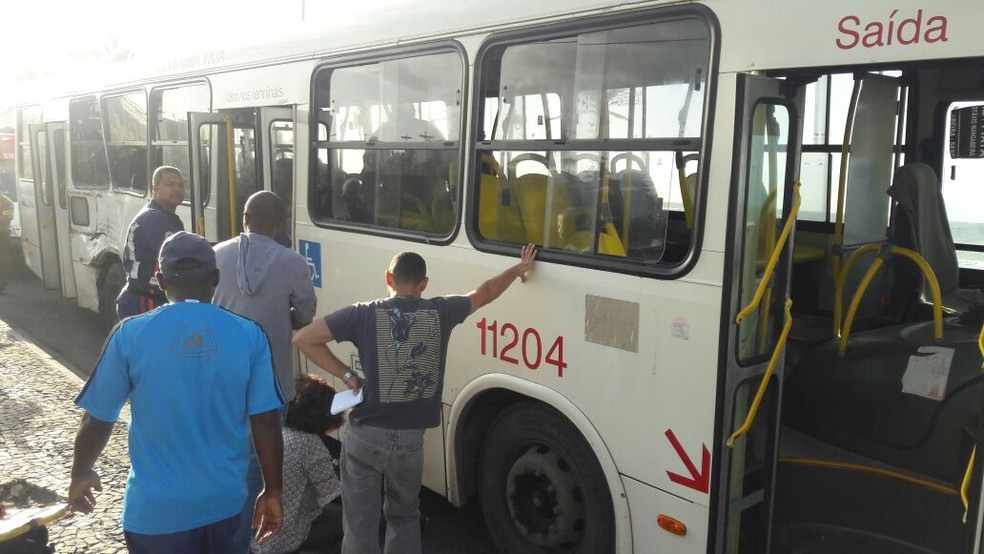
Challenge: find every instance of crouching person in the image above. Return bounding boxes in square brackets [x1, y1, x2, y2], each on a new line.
[253, 374, 345, 554]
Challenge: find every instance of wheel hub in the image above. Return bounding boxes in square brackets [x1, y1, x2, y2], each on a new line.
[505, 444, 586, 549]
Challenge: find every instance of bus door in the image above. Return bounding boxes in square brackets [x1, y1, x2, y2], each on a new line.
[259, 107, 294, 244]
[45, 122, 76, 300]
[27, 124, 59, 291]
[189, 107, 293, 244]
[713, 74, 804, 554]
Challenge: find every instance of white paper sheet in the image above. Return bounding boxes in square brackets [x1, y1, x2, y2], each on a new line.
[330, 387, 364, 415]
[901, 346, 955, 401]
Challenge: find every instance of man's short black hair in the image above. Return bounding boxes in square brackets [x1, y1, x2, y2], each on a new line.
[389, 252, 426, 285]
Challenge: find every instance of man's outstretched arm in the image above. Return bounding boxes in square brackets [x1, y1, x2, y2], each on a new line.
[467, 243, 537, 314]
[68, 413, 114, 513]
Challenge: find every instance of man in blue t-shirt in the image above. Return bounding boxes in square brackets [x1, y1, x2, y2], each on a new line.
[115, 166, 186, 320]
[69, 231, 287, 554]
[293, 244, 537, 554]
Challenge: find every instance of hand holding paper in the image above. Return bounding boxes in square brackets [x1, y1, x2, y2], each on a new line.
[331, 386, 364, 415]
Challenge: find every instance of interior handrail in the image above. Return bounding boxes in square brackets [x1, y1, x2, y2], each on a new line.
[735, 182, 802, 325]
[964, 325, 984, 522]
[831, 78, 862, 292]
[728, 298, 793, 447]
[833, 242, 882, 336]
[837, 245, 944, 356]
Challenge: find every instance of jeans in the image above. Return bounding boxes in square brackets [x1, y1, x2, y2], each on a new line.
[124, 514, 240, 554]
[341, 421, 425, 554]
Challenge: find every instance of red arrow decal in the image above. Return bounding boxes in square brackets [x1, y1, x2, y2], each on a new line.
[664, 429, 710, 494]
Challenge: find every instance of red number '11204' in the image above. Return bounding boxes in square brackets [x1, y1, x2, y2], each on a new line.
[476, 318, 567, 377]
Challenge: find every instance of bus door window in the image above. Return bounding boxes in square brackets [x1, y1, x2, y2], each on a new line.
[475, 17, 709, 267]
[69, 97, 110, 188]
[233, 125, 260, 235]
[942, 102, 984, 272]
[311, 50, 462, 236]
[151, 83, 211, 195]
[269, 120, 294, 244]
[103, 91, 149, 193]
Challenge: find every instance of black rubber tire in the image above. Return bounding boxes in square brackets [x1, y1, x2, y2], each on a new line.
[478, 402, 616, 553]
[98, 261, 125, 329]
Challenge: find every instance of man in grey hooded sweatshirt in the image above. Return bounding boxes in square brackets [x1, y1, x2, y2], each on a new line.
[213, 190, 317, 552]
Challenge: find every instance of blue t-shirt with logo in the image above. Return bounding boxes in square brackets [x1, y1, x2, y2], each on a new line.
[76, 301, 285, 535]
[325, 295, 471, 430]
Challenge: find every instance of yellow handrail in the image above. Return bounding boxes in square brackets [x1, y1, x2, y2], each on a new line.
[962, 446, 976, 523]
[736, 182, 802, 325]
[967, 324, 984, 521]
[834, 242, 882, 337]
[831, 78, 862, 294]
[837, 245, 944, 356]
[728, 299, 793, 447]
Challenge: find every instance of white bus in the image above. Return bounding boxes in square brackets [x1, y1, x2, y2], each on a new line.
[14, 1, 984, 551]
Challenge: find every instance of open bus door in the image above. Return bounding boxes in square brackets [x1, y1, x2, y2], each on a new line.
[713, 74, 804, 554]
[27, 124, 59, 292]
[45, 122, 76, 300]
[188, 107, 294, 244]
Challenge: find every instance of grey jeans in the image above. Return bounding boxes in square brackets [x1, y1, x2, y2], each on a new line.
[340, 421, 425, 554]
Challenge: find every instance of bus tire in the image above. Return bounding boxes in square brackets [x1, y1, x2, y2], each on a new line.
[98, 262, 124, 329]
[478, 402, 615, 553]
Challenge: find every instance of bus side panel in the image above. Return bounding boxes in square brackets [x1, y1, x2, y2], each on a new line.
[624, 477, 709, 553]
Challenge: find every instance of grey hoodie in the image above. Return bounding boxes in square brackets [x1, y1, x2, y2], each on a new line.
[213, 233, 317, 401]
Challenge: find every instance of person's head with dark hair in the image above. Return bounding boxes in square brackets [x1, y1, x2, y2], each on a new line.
[243, 191, 284, 237]
[385, 251, 429, 297]
[285, 373, 345, 435]
[156, 231, 219, 303]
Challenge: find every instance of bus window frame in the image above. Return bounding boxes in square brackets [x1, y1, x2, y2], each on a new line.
[466, 5, 719, 278]
[150, 80, 212, 207]
[101, 88, 150, 196]
[306, 41, 468, 246]
[69, 96, 111, 190]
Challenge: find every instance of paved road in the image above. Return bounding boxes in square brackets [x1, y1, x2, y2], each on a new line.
[0, 263, 496, 553]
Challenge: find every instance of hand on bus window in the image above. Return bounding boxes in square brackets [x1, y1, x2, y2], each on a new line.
[516, 243, 537, 282]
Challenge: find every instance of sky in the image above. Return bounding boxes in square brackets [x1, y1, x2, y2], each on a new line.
[0, 0, 400, 109]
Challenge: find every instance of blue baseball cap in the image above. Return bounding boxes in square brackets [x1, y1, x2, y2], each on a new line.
[158, 231, 216, 281]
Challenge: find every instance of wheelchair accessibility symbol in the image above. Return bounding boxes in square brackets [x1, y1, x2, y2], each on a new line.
[299, 240, 322, 288]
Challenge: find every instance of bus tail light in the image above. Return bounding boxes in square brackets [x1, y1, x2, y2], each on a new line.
[658, 514, 687, 536]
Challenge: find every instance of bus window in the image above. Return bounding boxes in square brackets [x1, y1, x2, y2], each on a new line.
[475, 17, 710, 265]
[69, 97, 110, 188]
[103, 91, 149, 193]
[310, 49, 463, 236]
[943, 102, 984, 270]
[738, 102, 792, 362]
[17, 106, 41, 182]
[151, 83, 210, 183]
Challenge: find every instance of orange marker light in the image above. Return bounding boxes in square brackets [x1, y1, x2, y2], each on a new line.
[658, 514, 687, 536]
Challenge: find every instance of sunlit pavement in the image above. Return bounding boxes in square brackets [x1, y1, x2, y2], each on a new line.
[0, 317, 129, 553]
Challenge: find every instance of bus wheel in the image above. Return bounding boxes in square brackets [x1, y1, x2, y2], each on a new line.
[478, 402, 615, 553]
[98, 262, 124, 329]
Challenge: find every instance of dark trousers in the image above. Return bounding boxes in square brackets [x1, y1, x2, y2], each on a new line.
[116, 287, 166, 319]
[123, 514, 240, 554]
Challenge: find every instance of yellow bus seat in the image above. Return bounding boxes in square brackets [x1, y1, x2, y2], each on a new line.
[511, 173, 574, 248]
[556, 207, 627, 257]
